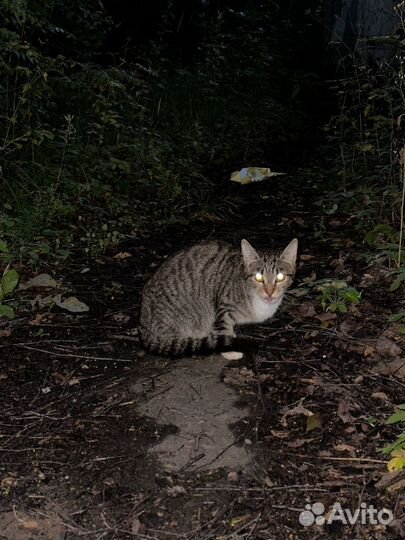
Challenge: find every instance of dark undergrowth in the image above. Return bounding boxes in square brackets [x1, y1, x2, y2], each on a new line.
[0, 0, 320, 267]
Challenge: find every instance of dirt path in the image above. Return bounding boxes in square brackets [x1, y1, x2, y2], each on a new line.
[1, 174, 404, 539]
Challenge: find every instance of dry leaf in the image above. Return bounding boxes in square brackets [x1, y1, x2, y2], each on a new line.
[299, 303, 317, 318]
[363, 345, 375, 357]
[300, 254, 315, 262]
[288, 438, 315, 448]
[0, 328, 11, 337]
[337, 399, 354, 424]
[131, 518, 142, 534]
[281, 402, 314, 427]
[269, 430, 290, 439]
[23, 273, 58, 289]
[372, 358, 405, 379]
[376, 336, 402, 358]
[306, 413, 322, 432]
[167, 485, 186, 497]
[371, 392, 388, 401]
[112, 313, 130, 323]
[114, 252, 132, 260]
[334, 443, 356, 453]
[264, 476, 273, 487]
[55, 296, 89, 313]
[29, 313, 48, 326]
[19, 520, 39, 530]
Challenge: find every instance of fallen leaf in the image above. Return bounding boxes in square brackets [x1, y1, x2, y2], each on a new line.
[31, 294, 60, 308]
[339, 317, 362, 336]
[1, 475, 16, 487]
[337, 400, 354, 424]
[281, 402, 314, 427]
[315, 312, 337, 322]
[306, 413, 322, 432]
[363, 345, 375, 357]
[388, 449, 405, 473]
[315, 312, 337, 328]
[288, 438, 315, 448]
[0, 328, 11, 337]
[23, 273, 58, 289]
[264, 476, 273, 487]
[302, 271, 317, 283]
[376, 336, 402, 358]
[371, 392, 389, 401]
[55, 296, 89, 313]
[372, 358, 405, 379]
[114, 252, 132, 260]
[269, 430, 290, 439]
[112, 313, 130, 323]
[19, 520, 39, 530]
[334, 443, 356, 453]
[29, 313, 49, 325]
[131, 518, 142, 534]
[223, 367, 255, 386]
[376, 470, 405, 491]
[167, 485, 186, 497]
[299, 303, 317, 318]
[230, 514, 252, 528]
[300, 254, 315, 262]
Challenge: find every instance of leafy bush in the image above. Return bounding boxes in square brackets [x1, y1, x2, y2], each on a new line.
[0, 1, 311, 264]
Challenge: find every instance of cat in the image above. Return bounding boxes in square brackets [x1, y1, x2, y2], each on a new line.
[139, 238, 298, 356]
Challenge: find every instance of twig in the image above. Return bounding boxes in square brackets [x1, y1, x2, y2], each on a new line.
[14, 344, 132, 362]
[194, 484, 329, 492]
[398, 146, 405, 268]
[111, 334, 140, 342]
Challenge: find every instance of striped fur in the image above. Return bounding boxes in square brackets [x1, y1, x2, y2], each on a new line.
[139, 239, 298, 356]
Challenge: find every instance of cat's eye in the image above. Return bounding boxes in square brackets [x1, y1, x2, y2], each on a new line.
[254, 272, 264, 282]
[276, 272, 286, 282]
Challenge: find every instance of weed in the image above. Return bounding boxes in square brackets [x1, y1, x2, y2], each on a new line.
[317, 280, 361, 313]
[0, 266, 19, 318]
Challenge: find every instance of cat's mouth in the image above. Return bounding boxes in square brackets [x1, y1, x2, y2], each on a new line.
[262, 295, 280, 304]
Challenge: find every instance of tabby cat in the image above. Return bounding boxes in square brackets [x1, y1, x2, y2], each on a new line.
[139, 238, 298, 355]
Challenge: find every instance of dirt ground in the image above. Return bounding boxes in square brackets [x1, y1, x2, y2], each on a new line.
[1, 173, 405, 539]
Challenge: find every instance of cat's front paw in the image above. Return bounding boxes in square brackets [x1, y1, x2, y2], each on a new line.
[221, 351, 244, 360]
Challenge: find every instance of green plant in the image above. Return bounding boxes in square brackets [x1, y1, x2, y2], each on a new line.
[0, 267, 20, 318]
[317, 280, 361, 313]
[381, 404, 405, 471]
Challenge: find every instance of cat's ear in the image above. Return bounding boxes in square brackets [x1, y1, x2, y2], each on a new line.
[241, 239, 260, 266]
[280, 238, 298, 266]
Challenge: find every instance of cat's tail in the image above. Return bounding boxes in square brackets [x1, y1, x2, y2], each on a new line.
[138, 325, 233, 356]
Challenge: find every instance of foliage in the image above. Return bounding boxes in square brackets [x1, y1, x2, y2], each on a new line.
[325, 3, 405, 272]
[317, 280, 361, 313]
[381, 404, 405, 471]
[0, 267, 19, 318]
[0, 0, 311, 265]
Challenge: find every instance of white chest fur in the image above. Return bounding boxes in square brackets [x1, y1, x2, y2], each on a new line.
[250, 295, 283, 323]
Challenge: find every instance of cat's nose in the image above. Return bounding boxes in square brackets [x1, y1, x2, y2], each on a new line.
[265, 285, 274, 297]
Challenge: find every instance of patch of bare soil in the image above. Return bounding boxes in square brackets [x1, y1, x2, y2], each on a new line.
[1, 177, 405, 539]
[133, 355, 250, 472]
